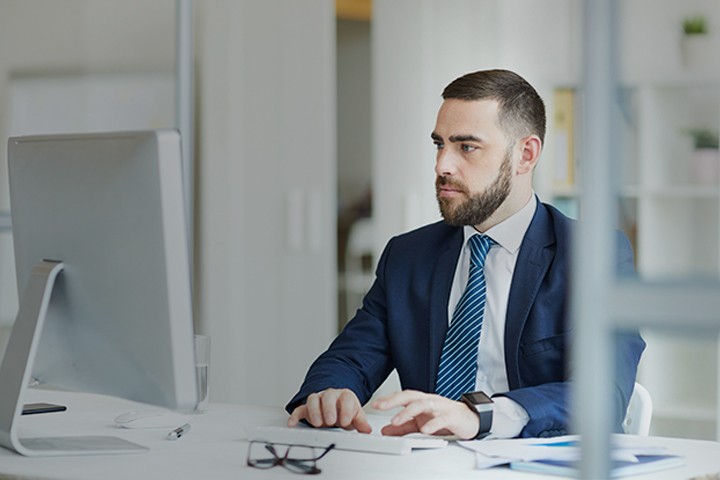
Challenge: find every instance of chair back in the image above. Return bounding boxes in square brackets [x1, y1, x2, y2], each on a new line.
[623, 382, 653, 435]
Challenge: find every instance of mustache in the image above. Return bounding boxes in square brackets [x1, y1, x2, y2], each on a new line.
[436, 176, 468, 193]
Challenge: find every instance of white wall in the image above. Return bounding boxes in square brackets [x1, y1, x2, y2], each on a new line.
[195, 0, 337, 407]
[372, 0, 501, 251]
[0, 0, 175, 195]
[0, 0, 175, 333]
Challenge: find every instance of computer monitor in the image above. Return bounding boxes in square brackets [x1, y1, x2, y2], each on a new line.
[0, 130, 197, 456]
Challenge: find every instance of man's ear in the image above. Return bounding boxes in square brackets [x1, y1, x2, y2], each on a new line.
[516, 135, 542, 175]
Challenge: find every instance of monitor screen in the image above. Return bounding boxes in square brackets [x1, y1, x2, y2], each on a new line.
[4, 130, 196, 422]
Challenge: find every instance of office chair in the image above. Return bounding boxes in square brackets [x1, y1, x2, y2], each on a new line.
[623, 382, 653, 435]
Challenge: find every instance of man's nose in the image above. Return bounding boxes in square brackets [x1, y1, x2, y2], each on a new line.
[435, 148, 458, 177]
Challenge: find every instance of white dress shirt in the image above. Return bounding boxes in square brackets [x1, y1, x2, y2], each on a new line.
[447, 195, 537, 438]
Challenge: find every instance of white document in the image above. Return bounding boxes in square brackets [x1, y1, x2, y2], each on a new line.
[458, 435, 672, 470]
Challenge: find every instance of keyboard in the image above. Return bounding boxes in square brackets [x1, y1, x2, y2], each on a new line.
[247, 425, 449, 456]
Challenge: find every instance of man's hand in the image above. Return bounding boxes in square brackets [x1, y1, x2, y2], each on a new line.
[287, 388, 372, 433]
[371, 390, 479, 440]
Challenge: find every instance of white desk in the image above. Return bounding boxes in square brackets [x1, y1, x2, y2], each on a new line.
[1, 388, 719, 480]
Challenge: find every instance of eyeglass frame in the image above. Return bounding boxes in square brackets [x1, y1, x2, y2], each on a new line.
[246, 440, 336, 475]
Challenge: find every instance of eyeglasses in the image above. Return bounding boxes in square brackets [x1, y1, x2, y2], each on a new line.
[247, 441, 336, 475]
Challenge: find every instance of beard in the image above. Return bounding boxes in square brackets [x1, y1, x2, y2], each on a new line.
[436, 149, 513, 227]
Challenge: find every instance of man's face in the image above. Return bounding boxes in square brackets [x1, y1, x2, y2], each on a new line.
[432, 98, 515, 228]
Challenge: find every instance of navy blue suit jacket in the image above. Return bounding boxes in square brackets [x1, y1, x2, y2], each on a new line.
[288, 201, 645, 437]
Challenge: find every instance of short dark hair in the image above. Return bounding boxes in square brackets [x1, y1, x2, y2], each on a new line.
[442, 69, 546, 145]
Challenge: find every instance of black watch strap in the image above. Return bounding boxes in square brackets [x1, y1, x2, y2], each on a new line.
[461, 391, 493, 440]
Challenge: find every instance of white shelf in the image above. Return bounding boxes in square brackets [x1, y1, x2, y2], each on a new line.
[628, 186, 720, 199]
[622, 71, 720, 89]
[653, 405, 717, 423]
[553, 185, 720, 200]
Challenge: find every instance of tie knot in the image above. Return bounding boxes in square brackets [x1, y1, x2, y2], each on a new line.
[468, 234, 494, 268]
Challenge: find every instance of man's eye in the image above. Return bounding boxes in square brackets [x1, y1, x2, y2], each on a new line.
[461, 144, 477, 153]
[433, 141, 444, 150]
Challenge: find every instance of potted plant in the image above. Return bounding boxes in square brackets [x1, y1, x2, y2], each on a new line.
[686, 128, 719, 185]
[683, 16, 708, 35]
[681, 15, 712, 68]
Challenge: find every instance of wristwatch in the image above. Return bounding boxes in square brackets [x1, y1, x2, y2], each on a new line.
[461, 391, 494, 439]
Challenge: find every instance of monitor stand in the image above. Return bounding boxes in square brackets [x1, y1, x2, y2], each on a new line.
[0, 260, 148, 456]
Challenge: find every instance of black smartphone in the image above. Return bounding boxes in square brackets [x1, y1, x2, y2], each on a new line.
[21, 402, 67, 415]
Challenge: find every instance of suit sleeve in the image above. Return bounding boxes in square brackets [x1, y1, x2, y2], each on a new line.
[498, 230, 645, 438]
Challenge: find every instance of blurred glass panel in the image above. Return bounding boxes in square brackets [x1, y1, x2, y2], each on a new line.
[612, 0, 720, 445]
[615, 1, 720, 283]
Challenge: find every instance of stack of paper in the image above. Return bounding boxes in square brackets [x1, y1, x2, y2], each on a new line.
[458, 435, 685, 477]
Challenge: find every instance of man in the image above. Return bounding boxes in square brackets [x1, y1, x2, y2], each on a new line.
[287, 69, 645, 440]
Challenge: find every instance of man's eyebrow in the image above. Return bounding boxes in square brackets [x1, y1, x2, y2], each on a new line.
[430, 132, 485, 143]
[448, 134, 483, 143]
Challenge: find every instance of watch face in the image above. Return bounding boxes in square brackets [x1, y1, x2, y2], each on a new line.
[464, 391, 492, 404]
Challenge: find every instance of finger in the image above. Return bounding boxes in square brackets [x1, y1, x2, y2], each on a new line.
[320, 390, 340, 427]
[372, 390, 426, 411]
[380, 421, 420, 437]
[415, 416, 447, 436]
[336, 391, 359, 428]
[335, 390, 372, 433]
[305, 393, 324, 427]
[343, 399, 372, 433]
[350, 407, 373, 434]
[390, 398, 436, 427]
[287, 405, 307, 427]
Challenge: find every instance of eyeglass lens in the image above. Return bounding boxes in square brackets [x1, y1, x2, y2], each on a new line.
[247, 441, 334, 475]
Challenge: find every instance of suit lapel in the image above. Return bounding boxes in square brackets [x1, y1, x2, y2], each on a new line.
[427, 228, 464, 392]
[504, 203, 556, 389]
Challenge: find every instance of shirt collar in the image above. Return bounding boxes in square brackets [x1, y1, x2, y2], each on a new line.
[462, 194, 537, 254]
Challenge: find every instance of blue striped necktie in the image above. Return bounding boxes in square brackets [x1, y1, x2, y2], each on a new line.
[435, 234, 495, 400]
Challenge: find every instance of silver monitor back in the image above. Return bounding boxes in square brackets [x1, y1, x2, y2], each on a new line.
[6, 130, 196, 411]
